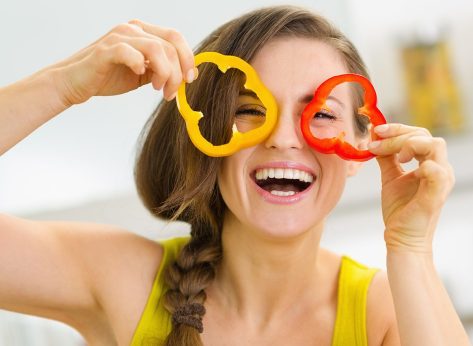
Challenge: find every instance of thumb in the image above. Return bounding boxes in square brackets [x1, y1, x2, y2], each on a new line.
[375, 154, 403, 185]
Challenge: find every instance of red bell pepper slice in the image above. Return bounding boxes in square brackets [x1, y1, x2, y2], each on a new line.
[301, 73, 387, 161]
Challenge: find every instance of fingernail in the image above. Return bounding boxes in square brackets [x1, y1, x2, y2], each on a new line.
[369, 141, 381, 149]
[186, 68, 195, 83]
[374, 124, 389, 134]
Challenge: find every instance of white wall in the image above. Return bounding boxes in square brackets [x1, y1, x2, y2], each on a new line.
[1, 0, 473, 344]
[0, 0, 350, 215]
[346, 0, 473, 130]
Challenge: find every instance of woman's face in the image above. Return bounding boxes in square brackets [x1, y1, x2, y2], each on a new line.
[218, 37, 362, 238]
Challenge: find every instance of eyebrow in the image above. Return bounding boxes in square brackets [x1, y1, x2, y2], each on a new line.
[299, 93, 346, 109]
[239, 89, 346, 109]
[239, 89, 258, 98]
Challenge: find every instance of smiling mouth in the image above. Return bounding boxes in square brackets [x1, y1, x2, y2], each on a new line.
[253, 168, 315, 196]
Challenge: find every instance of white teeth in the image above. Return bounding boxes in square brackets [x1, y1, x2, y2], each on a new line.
[283, 169, 294, 179]
[270, 190, 296, 196]
[255, 167, 314, 184]
[307, 173, 314, 183]
[274, 168, 284, 179]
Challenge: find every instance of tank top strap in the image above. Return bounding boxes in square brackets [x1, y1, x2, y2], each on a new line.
[331, 256, 379, 346]
[131, 236, 190, 346]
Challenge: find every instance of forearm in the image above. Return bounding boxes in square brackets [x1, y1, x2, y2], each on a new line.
[387, 250, 470, 345]
[0, 67, 69, 155]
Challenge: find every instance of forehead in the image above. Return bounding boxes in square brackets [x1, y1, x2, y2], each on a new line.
[250, 37, 349, 97]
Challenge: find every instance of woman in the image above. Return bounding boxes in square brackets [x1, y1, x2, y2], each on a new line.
[0, 5, 469, 346]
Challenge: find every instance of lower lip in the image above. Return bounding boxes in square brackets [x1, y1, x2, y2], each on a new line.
[251, 178, 315, 205]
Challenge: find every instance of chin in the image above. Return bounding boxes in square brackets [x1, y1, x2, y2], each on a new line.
[247, 213, 321, 240]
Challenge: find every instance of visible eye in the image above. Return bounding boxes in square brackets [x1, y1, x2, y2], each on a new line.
[313, 109, 338, 122]
[234, 105, 266, 133]
[235, 105, 266, 117]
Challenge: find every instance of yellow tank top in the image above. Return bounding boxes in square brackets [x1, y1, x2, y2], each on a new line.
[130, 237, 378, 346]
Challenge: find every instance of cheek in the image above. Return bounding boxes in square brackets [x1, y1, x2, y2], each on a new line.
[217, 162, 249, 224]
[309, 123, 340, 139]
[317, 154, 350, 188]
[308, 117, 358, 144]
[217, 153, 248, 204]
[319, 161, 349, 209]
[341, 118, 359, 146]
[327, 157, 348, 173]
[217, 168, 234, 216]
[217, 163, 233, 200]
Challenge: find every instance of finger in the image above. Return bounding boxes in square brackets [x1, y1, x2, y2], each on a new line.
[415, 159, 455, 206]
[111, 36, 176, 91]
[368, 129, 432, 157]
[96, 42, 146, 75]
[149, 54, 172, 91]
[145, 48, 181, 98]
[128, 20, 195, 82]
[373, 123, 432, 139]
[161, 43, 184, 100]
[398, 136, 448, 164]
[375, 154, 404, 185]
[135, 38, 173, 90]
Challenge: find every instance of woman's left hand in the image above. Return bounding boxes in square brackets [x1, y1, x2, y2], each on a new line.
[368, 123, 455, 254]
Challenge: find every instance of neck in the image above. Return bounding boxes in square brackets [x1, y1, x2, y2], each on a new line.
[208, 213, 326, 328]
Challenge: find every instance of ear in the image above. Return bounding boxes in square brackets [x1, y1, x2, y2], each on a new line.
[346, 134, 370, 177]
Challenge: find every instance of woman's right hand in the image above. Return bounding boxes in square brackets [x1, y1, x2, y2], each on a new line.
[51, 19, 195, 106]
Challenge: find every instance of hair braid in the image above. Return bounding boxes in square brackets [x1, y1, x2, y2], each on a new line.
[163, 224, 222, 346]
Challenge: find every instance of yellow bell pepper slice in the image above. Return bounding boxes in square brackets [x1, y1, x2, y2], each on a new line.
[176, 52, 278, 157]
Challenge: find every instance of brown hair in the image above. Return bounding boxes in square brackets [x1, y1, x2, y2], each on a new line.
[134, 5, 369, 345]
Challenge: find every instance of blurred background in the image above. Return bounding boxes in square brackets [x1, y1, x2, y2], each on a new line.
[1, 0, 472, 344]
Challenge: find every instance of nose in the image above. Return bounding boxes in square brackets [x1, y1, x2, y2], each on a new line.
[264, 107, 305, 150]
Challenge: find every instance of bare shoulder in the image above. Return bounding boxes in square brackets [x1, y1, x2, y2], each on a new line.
[44, 220, 164, 344]
[0, 215, 165, 344]
[367, 270, 400, 346]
